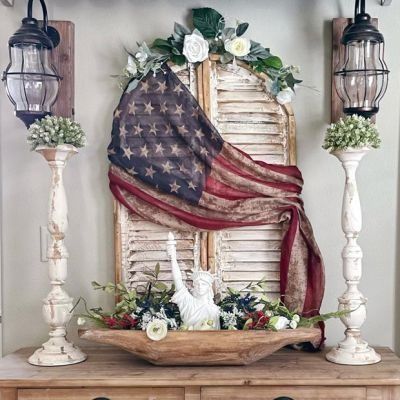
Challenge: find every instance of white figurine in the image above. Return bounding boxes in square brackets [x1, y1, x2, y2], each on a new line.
[166, 232, 220, 330]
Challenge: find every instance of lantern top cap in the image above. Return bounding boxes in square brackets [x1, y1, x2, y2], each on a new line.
[342, 13, 385, 44]
[8, 17, 53, 49]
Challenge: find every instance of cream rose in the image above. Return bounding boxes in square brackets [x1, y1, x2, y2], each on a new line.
[276, 88, 295, 105]
[224, 37, 251, 57]
[182, 31, 209, 63]
[269, 316, 290, 330]
[146, 319, 168, 341]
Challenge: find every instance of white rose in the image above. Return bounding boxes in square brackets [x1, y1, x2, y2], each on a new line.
[182, 31, 209, 63]
[289, 320, 298, 329]
[146, 319, 168, 341]
[276, 88, 295, 105]
[224, 37, 251, 57]
[270, 316, 290, 330]
[126, 55, 137, 75]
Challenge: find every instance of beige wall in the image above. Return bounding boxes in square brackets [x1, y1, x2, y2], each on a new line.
[0, 0, 399, 355]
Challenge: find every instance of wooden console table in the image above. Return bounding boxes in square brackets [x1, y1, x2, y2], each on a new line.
[0, 347, 399, 399]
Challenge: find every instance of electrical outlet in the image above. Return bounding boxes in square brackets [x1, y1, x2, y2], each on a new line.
[40, 226, 49, 262]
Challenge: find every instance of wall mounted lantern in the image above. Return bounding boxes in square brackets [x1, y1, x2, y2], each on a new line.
[2, 0, 61, 127]
[334, 0, 389, 118]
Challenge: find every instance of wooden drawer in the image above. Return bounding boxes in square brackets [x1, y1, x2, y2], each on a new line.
[18, 388, 185, 400]
[201, 386, 367, 400]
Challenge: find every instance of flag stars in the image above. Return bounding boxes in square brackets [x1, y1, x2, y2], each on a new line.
[165, 123, 173, 135]
[169, 180, 181, 193]
[114, 109, 122, 118]
[195, 129, 205, 139]
[140, 144, 149, 158]
[174, 104, 184, 118]
[133, 123, 143, 136]
[177, 125, 188, 136]
[156, 81, 167, 94]
[173, 83, 183, 95]
[149, 123, 158, 135]
[178, 162, 189, 174]
[210, 131, 220, 141]
[170, 144, 181, 156]
[128, 102, 137, 115]
[191, 107, 200, 119]
[161, 160, 174, 174]
[140, 80, 150, 93]
[200, 146, 209, 157]
[144, 101, 154, 115]
[127, 167, 138, 176]
[160, 102, 168, 114]
[155, 142, 165, 155]
[194, 161, 203, 174]
[145, 165, 156, 179]
[123, 146, 134, 160]
[119, 124, 128, 138]
[187, 180, 197, 191]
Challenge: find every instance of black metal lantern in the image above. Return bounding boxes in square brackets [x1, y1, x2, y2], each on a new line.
[2, 0, 61, 127]
[335, 0, 389, 118]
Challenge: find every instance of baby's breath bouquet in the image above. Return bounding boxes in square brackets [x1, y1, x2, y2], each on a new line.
[27, 115, 86, 151]
[323, 114, 381, 151]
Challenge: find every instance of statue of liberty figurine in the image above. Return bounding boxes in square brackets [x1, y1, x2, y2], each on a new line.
[166, 232, 220, 330]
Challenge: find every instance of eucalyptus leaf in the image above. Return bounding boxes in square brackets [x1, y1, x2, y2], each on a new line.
[174, 22, 190, 40]
[193, 7, 224, 38]
[221, 27, 235, 42]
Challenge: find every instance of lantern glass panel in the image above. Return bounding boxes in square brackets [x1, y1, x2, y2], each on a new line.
[5, 44, 59, 113]
[335, 39, 388, 116]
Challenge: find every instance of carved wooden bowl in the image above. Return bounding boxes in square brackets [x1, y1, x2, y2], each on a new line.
[79, 328, 321, 366]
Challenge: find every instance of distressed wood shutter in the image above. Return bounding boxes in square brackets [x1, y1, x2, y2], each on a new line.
[114, 58, 296, 297]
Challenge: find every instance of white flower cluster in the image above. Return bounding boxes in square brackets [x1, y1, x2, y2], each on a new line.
[220, 306, 244, 330]
[135, 307, 178, 331]
[269, 314, 300, 330]
[27, 115, 86, 151]
[323, 114, 381, 151]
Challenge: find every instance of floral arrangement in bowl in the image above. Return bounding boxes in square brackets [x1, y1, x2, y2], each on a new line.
[116, 7, 301, 104]
[27, 115, 86, 151]
[323, 114, 381, 152]
[76, 264, 345, 341]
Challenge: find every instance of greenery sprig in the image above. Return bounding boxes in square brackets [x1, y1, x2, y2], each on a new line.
[116, 7, 301, 103]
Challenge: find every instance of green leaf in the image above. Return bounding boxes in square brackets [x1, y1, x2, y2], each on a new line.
[236, 22, 249, 37]
[263, 56, 283, 70]
[173, 22, 190, 41]
[192, 7, 224, 38]
[171, 54, 186, 65]
[248, 40, 270, 59]
[152, 38, 173, 52]
[285, 73, 302, 90]
[155, 262, 161, 277]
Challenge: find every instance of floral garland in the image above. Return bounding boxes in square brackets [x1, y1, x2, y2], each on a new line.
[117, 7, 301, 104]
[77, 264, 345, 341]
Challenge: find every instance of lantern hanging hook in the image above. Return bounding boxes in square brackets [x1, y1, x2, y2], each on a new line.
[27, 0, 60, 47]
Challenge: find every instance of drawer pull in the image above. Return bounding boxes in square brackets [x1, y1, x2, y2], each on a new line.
[274, 397, 294, 400]
[93, 398, 111, 400]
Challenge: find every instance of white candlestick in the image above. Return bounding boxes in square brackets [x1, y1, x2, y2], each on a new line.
[326, 147, 380, 365]
[29, 144, 86, 366]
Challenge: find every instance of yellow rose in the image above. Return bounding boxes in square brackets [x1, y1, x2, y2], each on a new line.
[224, 37, 251, 57]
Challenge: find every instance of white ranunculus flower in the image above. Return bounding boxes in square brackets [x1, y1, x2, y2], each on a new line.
[276, 88, 295, 105]
[126, 55, 137, 75]
[292, 314, 300, 323]
[270, 316, 290, 330]
[182, 31, 209, 63]
[224, 37, 251, 57]
[146, 319, 168, 341]
[289, 320, 298, 329]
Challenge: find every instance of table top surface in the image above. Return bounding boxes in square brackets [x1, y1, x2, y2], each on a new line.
[0, 346, 399, 388]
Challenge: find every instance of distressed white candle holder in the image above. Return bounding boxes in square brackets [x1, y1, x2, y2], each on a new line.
[29, 144, 86, 366]
[326, 147, 381, 365]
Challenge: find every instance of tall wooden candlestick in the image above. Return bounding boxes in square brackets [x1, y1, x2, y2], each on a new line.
[29, 144, 86, 366]
[326, 147, 380, 365]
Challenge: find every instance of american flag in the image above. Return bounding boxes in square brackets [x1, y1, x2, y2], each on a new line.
[108, 65, 324, 337]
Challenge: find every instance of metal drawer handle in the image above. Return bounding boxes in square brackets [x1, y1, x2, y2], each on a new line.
[274, 397, 294, 400]
[93, 398, 111, 400]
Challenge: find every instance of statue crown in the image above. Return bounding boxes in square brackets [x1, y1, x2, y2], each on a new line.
[191, 270, 214, 284]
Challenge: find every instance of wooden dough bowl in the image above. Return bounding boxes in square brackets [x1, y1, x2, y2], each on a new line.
[79, 327, 321, 366]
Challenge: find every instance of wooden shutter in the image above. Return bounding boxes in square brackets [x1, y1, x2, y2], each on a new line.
[114, 58, 296, 296]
